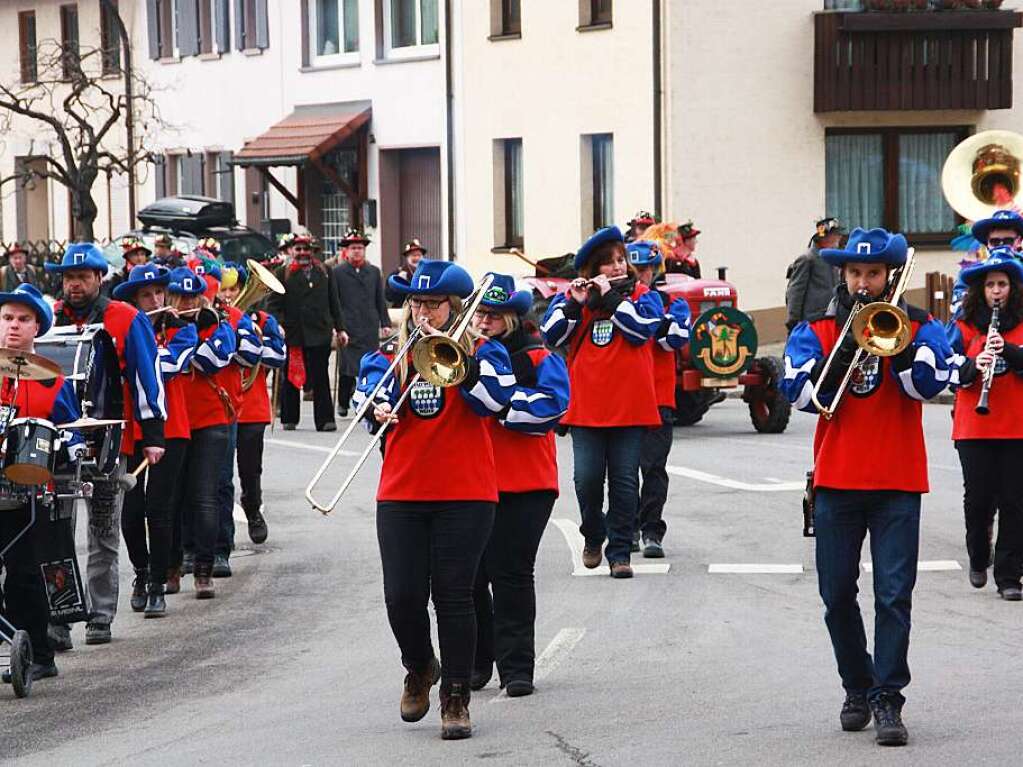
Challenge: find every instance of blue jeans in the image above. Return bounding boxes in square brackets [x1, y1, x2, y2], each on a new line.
[180, 425, 231, 568]
[216, 423, 238, 558]
[571, 426, 645, 564]
[815, 488, 921, 702]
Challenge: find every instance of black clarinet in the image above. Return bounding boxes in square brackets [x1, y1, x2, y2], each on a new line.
[976, 301, 1001, 416]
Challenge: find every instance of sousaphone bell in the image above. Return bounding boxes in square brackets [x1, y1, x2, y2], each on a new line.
[941, 130, 1023, 222]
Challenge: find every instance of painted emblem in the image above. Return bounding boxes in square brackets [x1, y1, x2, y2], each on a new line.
[408, 380, 444, 418]
[849, 355, 882, 397]
[690, 306, 758, 377]
[591, 319, 614, 347]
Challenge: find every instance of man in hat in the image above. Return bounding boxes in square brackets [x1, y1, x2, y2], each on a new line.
[3, 243, 39, 292]
[45, 243, 166, 647]
[332, 229, 391, 417]
[782, 227, 954, 747]
[104, 237, 152, 297]
[386, 239, 429, 309]
[268, 234, 347, 431]
[785, 217, 846, 332]
[665, 221, 702, 278]
[625, 211, 657, 243]
[972, 209, 1023, 254]
[152, 233, 184, 268]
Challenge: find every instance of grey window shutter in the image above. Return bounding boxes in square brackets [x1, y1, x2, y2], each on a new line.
[219, 152, 235, 204]
[183, 156, 195, 194]
[215, 0, 230, 51]
[179, 0, 199, 56]
[255, 0, 269, 49]
[234, 0, 244, 49]
[146, 0, 160, 59]
[155, 156, 166, 198]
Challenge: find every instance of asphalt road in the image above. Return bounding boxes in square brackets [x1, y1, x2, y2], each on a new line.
[1, 399, 1019, 766]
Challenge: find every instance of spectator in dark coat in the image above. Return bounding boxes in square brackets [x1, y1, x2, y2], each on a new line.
[332, 229, 392, 416]
[785, 217, 846, 332]
[385, 238, 429, 309]
[268, 234, 347, 432]
[2, 244, 39, 292]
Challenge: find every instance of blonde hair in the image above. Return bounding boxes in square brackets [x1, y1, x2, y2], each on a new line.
[167, 292, 210, 312]
[397, 295, 474, 385]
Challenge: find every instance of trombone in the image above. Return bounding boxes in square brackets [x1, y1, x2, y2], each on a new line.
[809, 249, 916, 419]
[304, 274, 495, 514]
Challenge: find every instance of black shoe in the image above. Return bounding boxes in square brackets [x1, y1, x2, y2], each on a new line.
[998, 585, 1022, 601]
[246, 507, 269, 544]
[871, 693, 908, 746]
[130, 569, 148, 612]
[181, 552, 195, 575]
[48, 624, 73, 653]
[969, 569, 987, 588]
[337, 406, 349, 418]
[282, 423, 297, 431]
[840, 692, 871, 731]
[318, 422, 337, 433]
[85, 622, 111, 645]
[212, 554, 233, 578]
[505, 679, 534, 697]
[470, 666, 492, 691]
[642, 537, 665, 558]
[144, 584, 167, 618]
[630, 531, 640, 553]
[3, 662, 58, 684]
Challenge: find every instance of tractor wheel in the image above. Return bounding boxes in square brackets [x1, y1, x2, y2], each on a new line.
[675, 389, 711, 426]
[747, 356, 791, 434]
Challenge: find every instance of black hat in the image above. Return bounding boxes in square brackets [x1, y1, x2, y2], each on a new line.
[340, 228, 371, 247]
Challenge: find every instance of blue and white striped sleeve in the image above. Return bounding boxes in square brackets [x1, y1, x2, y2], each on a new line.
[353, 351, 399, 429]
[192, 321, 237, 375]
[782, 321, 826, 414]
[258, 314, 286, 370]
[612, 291, 664, 345]
[123, 311, 167, 422]
[234, 311, 262, 368]
[52, 378, 85, 461]
[160, 324, 197, 381]
[657, 297, 692, 352]
[893, 318, 954, 401]
[949, 272, 967, 321]
[541, 293, 579, 349]
[502, 352, 570, 435]
[460, 340, 515, 417]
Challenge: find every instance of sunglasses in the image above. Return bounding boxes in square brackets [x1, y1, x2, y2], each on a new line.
[988, 237, 1019, 247]
[409, 297, 449, 311]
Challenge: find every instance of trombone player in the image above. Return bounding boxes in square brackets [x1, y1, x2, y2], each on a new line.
[782, 227, 953, 747]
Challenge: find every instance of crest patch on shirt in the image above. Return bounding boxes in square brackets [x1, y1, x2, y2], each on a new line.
[849, 355, 882, 397]
[591, 319, 614, 347]
[409, 380, 444, 418]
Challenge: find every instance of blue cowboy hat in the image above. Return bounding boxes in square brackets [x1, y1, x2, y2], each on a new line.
[112, 263, 171, 301]
[626, 240, 662, 267]
[0, 283, 53, 336]
[221, 261, 248, 288]
[480, 273, 533, 315]
[573, 226, 625, 271]
[45, 242, 110, 276]
[167, 266, 207, 296]
[387, 260, 474, 299]
[960, 247, 1023, 286]
[820, 227, 908, 268]
[971, 209, 1023, 243]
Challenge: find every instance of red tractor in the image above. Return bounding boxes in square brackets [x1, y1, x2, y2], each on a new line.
[524, 269, 790, 433]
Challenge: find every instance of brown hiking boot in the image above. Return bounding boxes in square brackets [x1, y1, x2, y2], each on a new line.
[582, 543, 603, 569]
[440, 683, 472, 740]
[609, 561, 634, 579]
[400, 656, 441, 723]
[165, 567, 181, 595]
[194, 564, 215, 600]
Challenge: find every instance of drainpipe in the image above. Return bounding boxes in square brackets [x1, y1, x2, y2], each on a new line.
[444, 0, 456, 262]
[652, 0, 663, 219]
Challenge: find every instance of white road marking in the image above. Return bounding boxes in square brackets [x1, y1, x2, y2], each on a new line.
[708, 564, 804, 574]
[233, 503, 247, 524]
[665, 464, 804, 492]
[863, 560, 962, 573]
[265, 438, 358, 457]
[549, 518, 670, 576]
[491, 627, 587, 703]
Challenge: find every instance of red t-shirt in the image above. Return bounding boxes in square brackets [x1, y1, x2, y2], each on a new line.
[952, 320, 1023, 440]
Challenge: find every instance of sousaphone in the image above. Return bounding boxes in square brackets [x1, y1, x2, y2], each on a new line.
[942, 130, 1023, 222]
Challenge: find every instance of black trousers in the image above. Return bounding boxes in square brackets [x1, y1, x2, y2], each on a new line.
[473, 490, 556, 685]
[337, 375, 357, 412]
[177, 425, 231, 568]
[236, 422, 267, 514]
[280, 345, 334, 429]
[0, 504, 53, 665]
[956, 439, 1023, 589]
[637, 406, 675, 541]
[377, 501, 494, 692]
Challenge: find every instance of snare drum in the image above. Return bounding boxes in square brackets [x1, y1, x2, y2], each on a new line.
[3, 418, 59, 485]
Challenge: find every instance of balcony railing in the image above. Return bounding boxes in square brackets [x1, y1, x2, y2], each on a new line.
[814, 10, 1023, 112]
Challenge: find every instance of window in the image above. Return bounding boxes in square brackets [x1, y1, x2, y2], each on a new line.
[205, 151, 235, 203]
[591, 134, 614, 231]
[386, 0, 438, 51]
[825, 127, 967, 241]
[310, 0, 359, 58]
[149, 0, 176, 59]
[198, 0, 214, 54]
[18, 12, 37, 84]
[60, 5, 80, 80]
[490, 0, 519, 37]
[101, 1, 122, 74]
[235, 0, 269, 51]
[175, 153, 206, 195]
[579, 0, 611, 29]
[503, 138, 524, 248]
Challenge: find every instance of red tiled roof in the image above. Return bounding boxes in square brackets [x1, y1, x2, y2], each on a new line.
[235, 103, 372, 166]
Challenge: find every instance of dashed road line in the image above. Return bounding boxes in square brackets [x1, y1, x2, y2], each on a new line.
[550, 518, 670, 576]
[708, 560, 963, 574]
[665, 465, 803, 492]
[491, 627, 587, 703]
[265, 438, 358, 457]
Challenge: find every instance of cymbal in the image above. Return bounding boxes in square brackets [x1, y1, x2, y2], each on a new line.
[0, 347, 63, 381]
[56, 417, 125, 431]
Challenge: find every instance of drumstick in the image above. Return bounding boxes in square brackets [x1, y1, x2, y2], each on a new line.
[131, 459, 150, 477]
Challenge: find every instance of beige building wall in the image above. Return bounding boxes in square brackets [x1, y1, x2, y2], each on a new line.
[453, 1, 657, 277]
[666, 0, 1023, 340]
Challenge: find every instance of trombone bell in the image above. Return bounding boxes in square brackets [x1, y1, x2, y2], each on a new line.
[942, 130, 1023, 222]
[851, 302, 912, 358]
[412, 336, 470, 387]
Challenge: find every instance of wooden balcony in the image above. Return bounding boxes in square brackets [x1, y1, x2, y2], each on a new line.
[814, 10, 1023, 112]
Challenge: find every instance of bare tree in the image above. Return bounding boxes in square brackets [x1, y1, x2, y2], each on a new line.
[0, 27, 168, 242]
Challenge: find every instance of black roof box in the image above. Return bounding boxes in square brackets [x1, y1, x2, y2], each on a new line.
[138, 196, 236, 232]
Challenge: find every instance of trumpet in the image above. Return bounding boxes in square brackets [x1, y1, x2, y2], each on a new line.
[304, 274, 496, 514]
[810, 249, 916, 419]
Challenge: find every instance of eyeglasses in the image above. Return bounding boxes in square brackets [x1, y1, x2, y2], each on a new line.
[474, 310, 503, 321]
[988, 237, 1019, 247]
[409, 297, 449, 311]
[293, 247, 312, 253]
